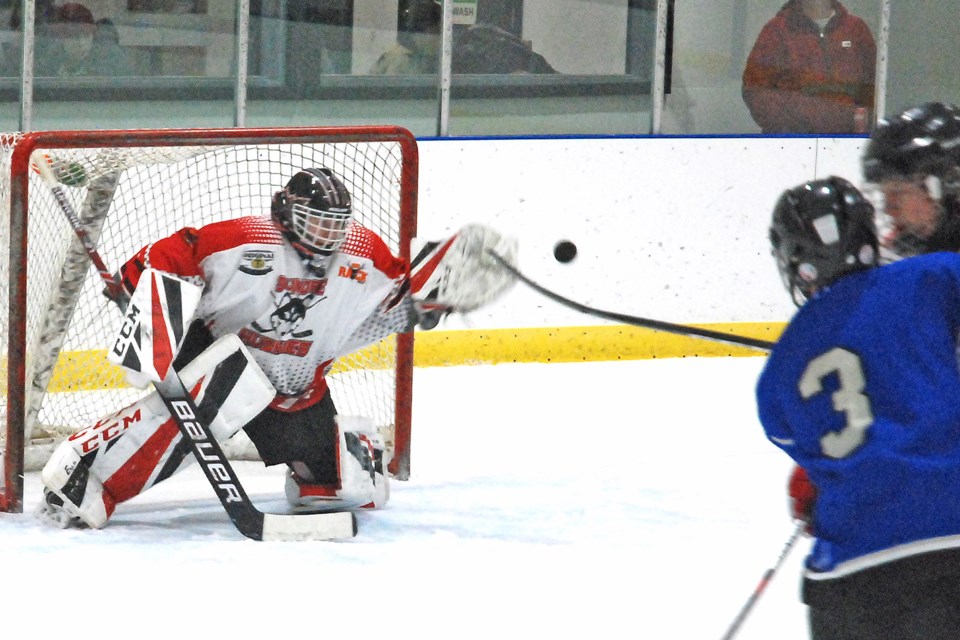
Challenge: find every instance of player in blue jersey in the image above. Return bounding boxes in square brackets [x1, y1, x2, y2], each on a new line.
[757, 176, 960, 639]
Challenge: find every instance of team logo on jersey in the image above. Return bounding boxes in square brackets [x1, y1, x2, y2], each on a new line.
[338, 262, 368, 284]
[251, 290, 324, 340]
[239, 250, 275, 275]
[238, 327, 312, 357]
[276, 275, 327, 297]
[241, 276, 330, 357]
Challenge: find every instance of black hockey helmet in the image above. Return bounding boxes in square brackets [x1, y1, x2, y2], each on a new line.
[863, 102, 960, 183]
[770, 176, 878, 306]
[862, 102, 960, 255]
[272, 167, 352, 260]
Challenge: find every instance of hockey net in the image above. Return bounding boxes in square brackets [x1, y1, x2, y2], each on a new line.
[0, 126, 418, 513]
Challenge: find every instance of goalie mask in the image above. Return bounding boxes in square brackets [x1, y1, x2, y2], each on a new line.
[272, 168, 353, 268]
[770, 177, 878, 306]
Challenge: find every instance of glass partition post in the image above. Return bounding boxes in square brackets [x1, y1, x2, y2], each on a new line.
[16, 0, 36, 131]
[872, 0, 887, 122]
[650, 0, 669, 134]
[437, 0, 452, 136]
[235, 0, 250, 127]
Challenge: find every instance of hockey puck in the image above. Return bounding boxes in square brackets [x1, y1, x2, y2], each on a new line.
[553, 240, 577, 263]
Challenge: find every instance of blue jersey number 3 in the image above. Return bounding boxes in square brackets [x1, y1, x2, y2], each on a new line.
[799, 347, 875, 459]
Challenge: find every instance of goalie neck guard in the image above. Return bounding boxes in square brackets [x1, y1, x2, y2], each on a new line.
[272, 168, 353, 270]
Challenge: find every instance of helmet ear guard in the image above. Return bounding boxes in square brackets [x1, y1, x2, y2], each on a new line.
[925, 174, 943, 201]
[271, 188, 290, 220]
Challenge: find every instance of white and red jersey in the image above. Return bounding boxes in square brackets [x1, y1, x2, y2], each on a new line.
[118, 215, 412, 411]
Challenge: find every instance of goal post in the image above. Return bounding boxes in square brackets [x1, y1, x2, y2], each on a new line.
[0, 126, 418, 513]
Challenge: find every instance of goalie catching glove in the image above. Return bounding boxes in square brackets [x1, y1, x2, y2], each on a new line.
[410, 224, 518, 328]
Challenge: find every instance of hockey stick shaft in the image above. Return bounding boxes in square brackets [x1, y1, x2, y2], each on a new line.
[719, 522, 805, 640]
[487, 251, 775, 353]
[151, 370, 262, 528]
[35, 151, 355, 541]
[31, 156, 125, 302]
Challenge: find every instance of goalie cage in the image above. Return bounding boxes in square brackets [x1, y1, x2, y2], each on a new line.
[0, 126, 418, 513]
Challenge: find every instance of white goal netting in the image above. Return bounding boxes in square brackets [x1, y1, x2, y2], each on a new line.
[0, 127, 417, 511]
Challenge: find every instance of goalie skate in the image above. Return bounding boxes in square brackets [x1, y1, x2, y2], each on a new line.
[285, 416, 390, 511]
[35, 489, 86, 529]
[39, 442, 116, 528]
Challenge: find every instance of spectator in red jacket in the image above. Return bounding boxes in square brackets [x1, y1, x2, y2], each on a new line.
[742, 0, 876, 134]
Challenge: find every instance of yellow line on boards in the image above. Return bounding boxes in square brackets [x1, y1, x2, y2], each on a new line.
[18, 322, 785, 393]
[412, 323, 784, 366]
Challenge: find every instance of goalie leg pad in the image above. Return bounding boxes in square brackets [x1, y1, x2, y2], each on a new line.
[39, 335, 274, 528]
[39, 393, 177, 528]
[285, 415, 390, 511]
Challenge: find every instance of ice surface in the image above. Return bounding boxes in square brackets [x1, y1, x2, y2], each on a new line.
[1, 357, 809, 640]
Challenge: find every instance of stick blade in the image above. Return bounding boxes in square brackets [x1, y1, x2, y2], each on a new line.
[259, 511, 358, 541]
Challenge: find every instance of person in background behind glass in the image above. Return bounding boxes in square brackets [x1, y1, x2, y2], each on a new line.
[43, 3, 136, 77]
[1, 0, 57, 76]
[451, 22, 556, 74]
[370, 0, 441, 74]
[742, 0, 875, 134]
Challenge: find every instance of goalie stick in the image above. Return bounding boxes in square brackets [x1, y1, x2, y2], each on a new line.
[32, 152, 357, 541]
[486, 251, 775, 353]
